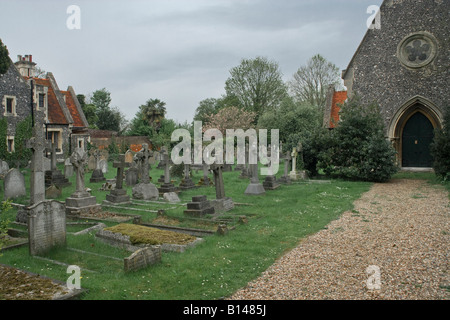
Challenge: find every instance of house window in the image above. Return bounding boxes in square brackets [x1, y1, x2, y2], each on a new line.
[38, 93, 46, 109]
[7, 136, 14, 153]
[3, 96, 16, 116]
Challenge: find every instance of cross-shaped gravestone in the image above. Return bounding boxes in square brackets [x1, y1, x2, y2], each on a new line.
[163, 151, 171, 184]
[26, 109, 51, 205]
[211, 163, 225, 199]
[290, 147, 298, 174]
[106, 154, 131, 204]
[113, 154, 130, 190]
[50, 141, 57, 171]
[137, 143, 153, 184]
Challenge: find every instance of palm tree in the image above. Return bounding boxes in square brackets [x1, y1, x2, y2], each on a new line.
[140, 99, 167, 131]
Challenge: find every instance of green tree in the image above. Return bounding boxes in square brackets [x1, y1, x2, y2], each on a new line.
[89, 89, 127, 133]
[225, 56, 287, 122]
[317, 96, 398, 182]
[11, 116, 33, 168]
[0, 39, 11, 75]
[77, 94, 98, 128]
[431, 105, 450, 181]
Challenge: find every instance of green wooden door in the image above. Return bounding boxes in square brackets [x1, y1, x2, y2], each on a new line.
[402, 112, 434, 167]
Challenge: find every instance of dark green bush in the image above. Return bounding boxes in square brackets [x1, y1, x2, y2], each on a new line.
[316, 96, 398, 182]
[430, 105, 450, 181]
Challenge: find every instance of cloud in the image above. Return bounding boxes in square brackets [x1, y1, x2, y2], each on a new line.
[0, 0, 384, 123]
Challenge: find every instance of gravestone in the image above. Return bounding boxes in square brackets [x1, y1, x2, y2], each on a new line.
[163, 192, 180, 203]
[90, 150, 106, 183]
[64, 158, 74, 178]
[132, 144, 159, 200]
[105, 154, 131, 204]
[158, 151, 177, 194]
[124, 150, 134, 164]
[3, 168, 26, 200]
[199, 162, 213, 186]
[184, 195, 215, 217]
[210, 164, 234, 213]
[277, 152, 292, 185]
[0, 160, 9, 177]
[65, 148, 101, 216]
[245, 163, 265, 195]
[99, 159, 108, 174]
[45, 184, 62, 199]
[262, 175, 280, 190]
[28, 200, 66, 256]
[179, 163, 196, 190]
[125, 167, 139, 187]
[45, 142, 71, 188]
[88, 154, 97, 171]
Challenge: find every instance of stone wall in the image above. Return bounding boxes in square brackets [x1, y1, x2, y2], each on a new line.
[124, 247, 162, 273]
[0, 62, 32, 136]
[343, 0, 449, 132]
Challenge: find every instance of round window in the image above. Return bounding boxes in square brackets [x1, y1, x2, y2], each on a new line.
[397, 32, 438, 69]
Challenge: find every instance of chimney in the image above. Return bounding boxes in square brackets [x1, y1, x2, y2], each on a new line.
[14, 54, 37, 78]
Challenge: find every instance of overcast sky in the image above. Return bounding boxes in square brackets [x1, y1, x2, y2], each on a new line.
[0, 0, 383, 124]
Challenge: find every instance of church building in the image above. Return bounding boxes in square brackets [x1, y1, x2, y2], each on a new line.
[324, 0, 449, 168]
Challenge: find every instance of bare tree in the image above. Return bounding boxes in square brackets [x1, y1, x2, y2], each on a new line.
[289, 54, 342, 112]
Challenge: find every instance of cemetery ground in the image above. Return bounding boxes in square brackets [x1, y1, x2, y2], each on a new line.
[0, 162, 448, 300]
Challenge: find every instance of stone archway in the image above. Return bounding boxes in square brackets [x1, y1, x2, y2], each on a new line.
[389, 96, 443, 168]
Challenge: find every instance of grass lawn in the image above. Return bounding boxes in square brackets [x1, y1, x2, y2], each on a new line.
[1, 160, 381, 300]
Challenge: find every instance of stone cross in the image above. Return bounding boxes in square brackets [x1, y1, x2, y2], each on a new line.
[26, 109, 51, 205]
[137, 143, 153, 184]
[211, 164, 225, 199]
[71, 147, 88, 196]
[113, 154, 130, 190]
[163, 151, 171, 184]
[284, 151, 291, 177]
[93, 149, 102, 170]
[50, 141, 57, 171]
[291, 147, 298, 174]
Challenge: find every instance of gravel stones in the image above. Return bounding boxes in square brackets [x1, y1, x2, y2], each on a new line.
[230, 179, 449, 300]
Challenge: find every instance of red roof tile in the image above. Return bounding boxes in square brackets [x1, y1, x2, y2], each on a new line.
[62, 90, 85, 127]
[33, 78, 69, 125]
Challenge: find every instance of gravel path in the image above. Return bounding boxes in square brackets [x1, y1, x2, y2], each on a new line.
[230, 179, 449, 300]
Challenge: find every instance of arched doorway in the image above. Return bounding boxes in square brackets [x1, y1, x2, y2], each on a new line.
[389, 97, 443, 168]
[401, 111, 434, 167]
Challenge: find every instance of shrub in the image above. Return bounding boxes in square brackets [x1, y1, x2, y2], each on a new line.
[317, 96, 398, 182]
[430, 105, 450, 181]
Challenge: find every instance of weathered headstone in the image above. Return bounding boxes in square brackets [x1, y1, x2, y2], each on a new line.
[132, 144, 159, 200]
[90, 149, 106, 183]
[0, 160, 9, 177]
[99, 159, 108, 174]
[65, 148, 101, 216]
[210, 164, 234, 213]
[179, 163, 196, 190]
[158, 151, 176, 194]
[124, 150, 134, 164]
[3, 168, 26, 200]
[277, 152, 292, 185]
[44, 142, 71, 188]
[45, 184, 62, 199]
[64, 158, 74, 178]
[245, 163, 265, 195]
[105, 154, 131, 204]
[184, 195, 215, 217]
[28, 200, 66, 256]
[125, 167, 139, 187]
[199, 161, 213, 186]
[163, 192, 180, 203]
